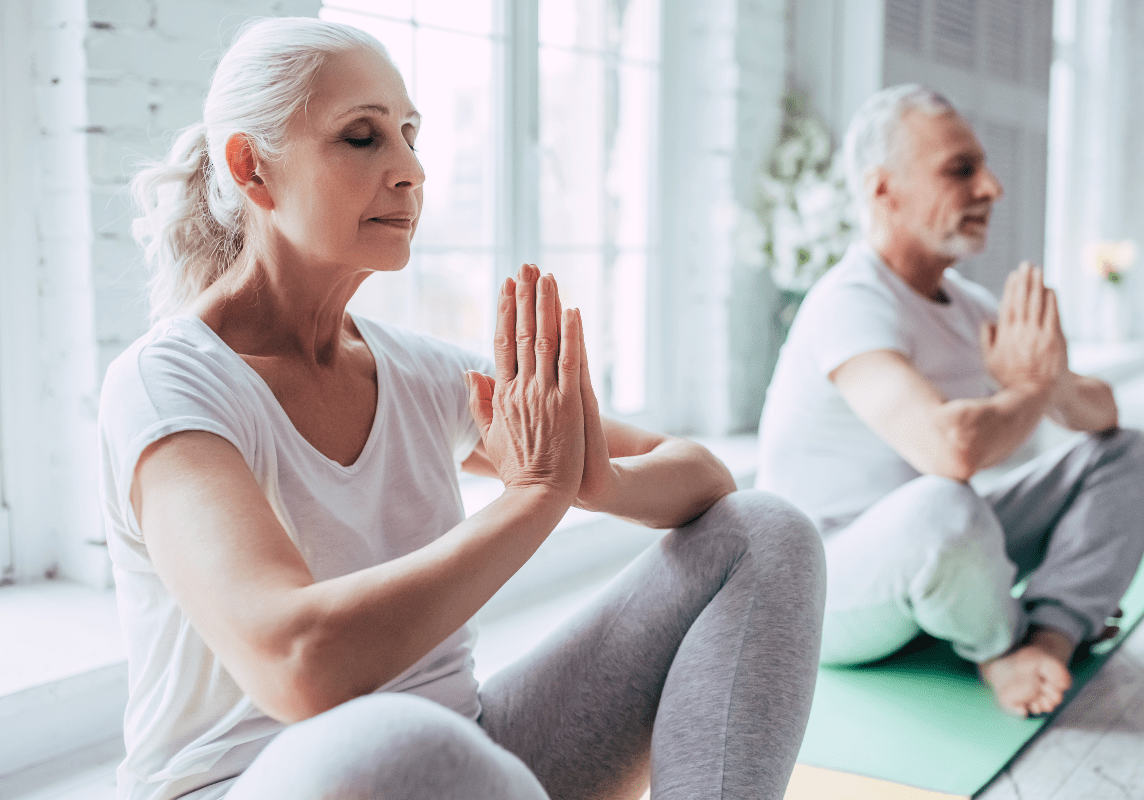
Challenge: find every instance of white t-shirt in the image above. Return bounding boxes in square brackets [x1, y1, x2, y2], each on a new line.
[755, 241, 999, 534]
[98, 314, 493, 800]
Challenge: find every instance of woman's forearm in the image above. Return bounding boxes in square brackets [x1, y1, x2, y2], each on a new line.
[586, 438, 736, 529]
[247, 485, 572, 722]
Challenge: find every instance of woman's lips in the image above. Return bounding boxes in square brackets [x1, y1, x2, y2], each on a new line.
[371, 218, 414, 230]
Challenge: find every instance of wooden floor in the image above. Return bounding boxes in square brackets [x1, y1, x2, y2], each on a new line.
[1, 617, 1142, 800]
[978, 620, 1144, 799]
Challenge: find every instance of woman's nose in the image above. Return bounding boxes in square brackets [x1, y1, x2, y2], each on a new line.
[393, 145, 425, 190]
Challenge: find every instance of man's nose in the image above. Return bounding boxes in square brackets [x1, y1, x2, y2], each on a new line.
[979, 167, 1003, 201]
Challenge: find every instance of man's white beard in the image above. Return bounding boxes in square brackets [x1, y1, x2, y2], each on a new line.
[939, 230, 988, 260]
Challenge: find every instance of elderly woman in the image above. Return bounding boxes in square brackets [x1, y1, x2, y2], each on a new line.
[99, 17, 825, 800]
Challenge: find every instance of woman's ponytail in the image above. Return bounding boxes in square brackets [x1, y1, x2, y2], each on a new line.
[131, 121, 244, 322]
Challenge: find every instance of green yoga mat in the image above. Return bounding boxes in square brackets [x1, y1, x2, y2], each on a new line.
[791, 565, 1144, 798]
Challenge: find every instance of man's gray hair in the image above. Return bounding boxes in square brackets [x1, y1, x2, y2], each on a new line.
[843, 84, 957, 230]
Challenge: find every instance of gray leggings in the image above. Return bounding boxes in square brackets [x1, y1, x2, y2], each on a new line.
[220, 491, 826, 800]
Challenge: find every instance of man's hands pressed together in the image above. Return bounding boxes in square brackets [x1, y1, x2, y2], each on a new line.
[832, 258, 1117, 482]
[980, 261, 1068, 402]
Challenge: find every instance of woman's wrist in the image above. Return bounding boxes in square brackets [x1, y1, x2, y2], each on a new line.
[573, 460, 623, 514]
[499, 481, 578, 515]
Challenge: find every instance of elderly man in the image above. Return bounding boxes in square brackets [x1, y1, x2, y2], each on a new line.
[756, 83, 1144, 717]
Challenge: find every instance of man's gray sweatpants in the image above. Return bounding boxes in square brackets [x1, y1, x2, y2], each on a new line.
[819, 427, 1144, 665]
[204, 491, 826, 800]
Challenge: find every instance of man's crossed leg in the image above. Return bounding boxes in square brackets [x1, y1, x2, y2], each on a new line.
[820, 428, 1144, 716]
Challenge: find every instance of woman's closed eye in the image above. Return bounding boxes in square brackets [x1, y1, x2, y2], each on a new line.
[346, 135, 375, 148]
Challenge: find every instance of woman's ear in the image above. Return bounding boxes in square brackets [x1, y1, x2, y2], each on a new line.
[225, 133, 274, 210]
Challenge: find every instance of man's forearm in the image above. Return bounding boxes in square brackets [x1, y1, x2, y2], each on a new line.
[1049, 373, 1118, 432]
[593, 438, 737, 529]
[935, 384, 1054, 480]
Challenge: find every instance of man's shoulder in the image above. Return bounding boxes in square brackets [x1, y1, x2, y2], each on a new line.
[801, 243, 899, 315]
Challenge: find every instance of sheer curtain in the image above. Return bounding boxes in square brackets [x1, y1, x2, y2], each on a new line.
[1044, 0, 1144, 343]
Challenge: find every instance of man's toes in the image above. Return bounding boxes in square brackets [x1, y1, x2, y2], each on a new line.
[995, 684, 1036, 716]
[1044, 664, 1072, 694]
[1029, 696, 1051, 716]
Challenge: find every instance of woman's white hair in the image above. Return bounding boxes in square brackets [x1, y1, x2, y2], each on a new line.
[842, 83, 956, 231]
[130, 17, 387, 322]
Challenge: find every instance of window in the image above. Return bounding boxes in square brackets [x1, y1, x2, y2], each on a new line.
[321, 0, 660, 418]
[321, 1, 501, 357]
[538, 0, 659, 415]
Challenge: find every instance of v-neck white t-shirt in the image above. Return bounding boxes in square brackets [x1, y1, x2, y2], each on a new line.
[755, 241, 1000, 534]
[98, 315, 492, 800]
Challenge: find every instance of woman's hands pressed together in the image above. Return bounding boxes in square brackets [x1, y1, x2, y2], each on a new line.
[466, 264, 586, 503]
[462, 263, 736, 527]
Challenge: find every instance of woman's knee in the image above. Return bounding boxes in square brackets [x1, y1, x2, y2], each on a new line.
[702, 490, 826, 586]
[231, 694, 546, 800]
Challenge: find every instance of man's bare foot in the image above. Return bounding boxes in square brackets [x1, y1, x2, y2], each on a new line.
[978, 627, 1075, 717]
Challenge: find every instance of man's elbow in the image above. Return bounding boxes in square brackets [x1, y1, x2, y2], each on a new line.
[939, 450, 978, 483]
[934, 421, 985, 482]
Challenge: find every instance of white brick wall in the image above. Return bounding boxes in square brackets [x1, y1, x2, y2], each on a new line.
[0, 0, 319, 585]
[659, 0, 787, 435]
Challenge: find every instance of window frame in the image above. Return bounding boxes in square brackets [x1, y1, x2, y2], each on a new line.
[0, 1, 11, 582]
[328, 0, 663, 430]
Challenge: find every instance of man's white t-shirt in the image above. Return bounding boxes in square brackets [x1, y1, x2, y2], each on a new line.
[98, 315, 493, 800]
[755, 241, 999, 534]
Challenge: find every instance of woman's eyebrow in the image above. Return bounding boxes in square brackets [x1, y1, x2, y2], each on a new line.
[336, 104, 421, 124]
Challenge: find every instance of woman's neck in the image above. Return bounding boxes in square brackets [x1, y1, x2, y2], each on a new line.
[194, 250, 368, 366]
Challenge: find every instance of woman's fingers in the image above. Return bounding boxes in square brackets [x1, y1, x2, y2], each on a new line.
[535, 274, 561, 388]
[494, 277, 518, 386]
[579, 316, 601, 421]
[579, 312, 609, 469]
[465, 371, 496, 436]
[558, 307, 582, 395]
[515, 265, 539, 381]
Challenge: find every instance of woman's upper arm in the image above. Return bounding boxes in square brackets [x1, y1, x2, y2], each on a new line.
[131, 429, 316, 712]
[598, 417, 667, 458]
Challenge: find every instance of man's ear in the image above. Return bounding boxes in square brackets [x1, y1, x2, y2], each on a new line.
[225, 133, 274, 211]
[867, 166, 896, 214]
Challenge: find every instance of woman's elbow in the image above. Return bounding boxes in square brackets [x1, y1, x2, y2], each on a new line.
[240, 616, 362, 723]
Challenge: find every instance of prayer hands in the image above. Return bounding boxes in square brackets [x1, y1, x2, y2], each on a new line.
[980, 261, 1068, 395]
[466, 264, 586, 500]
[466, 264, 620, 509]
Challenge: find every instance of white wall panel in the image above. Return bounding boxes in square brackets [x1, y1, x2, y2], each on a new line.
[882, 0, 1053, 296]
